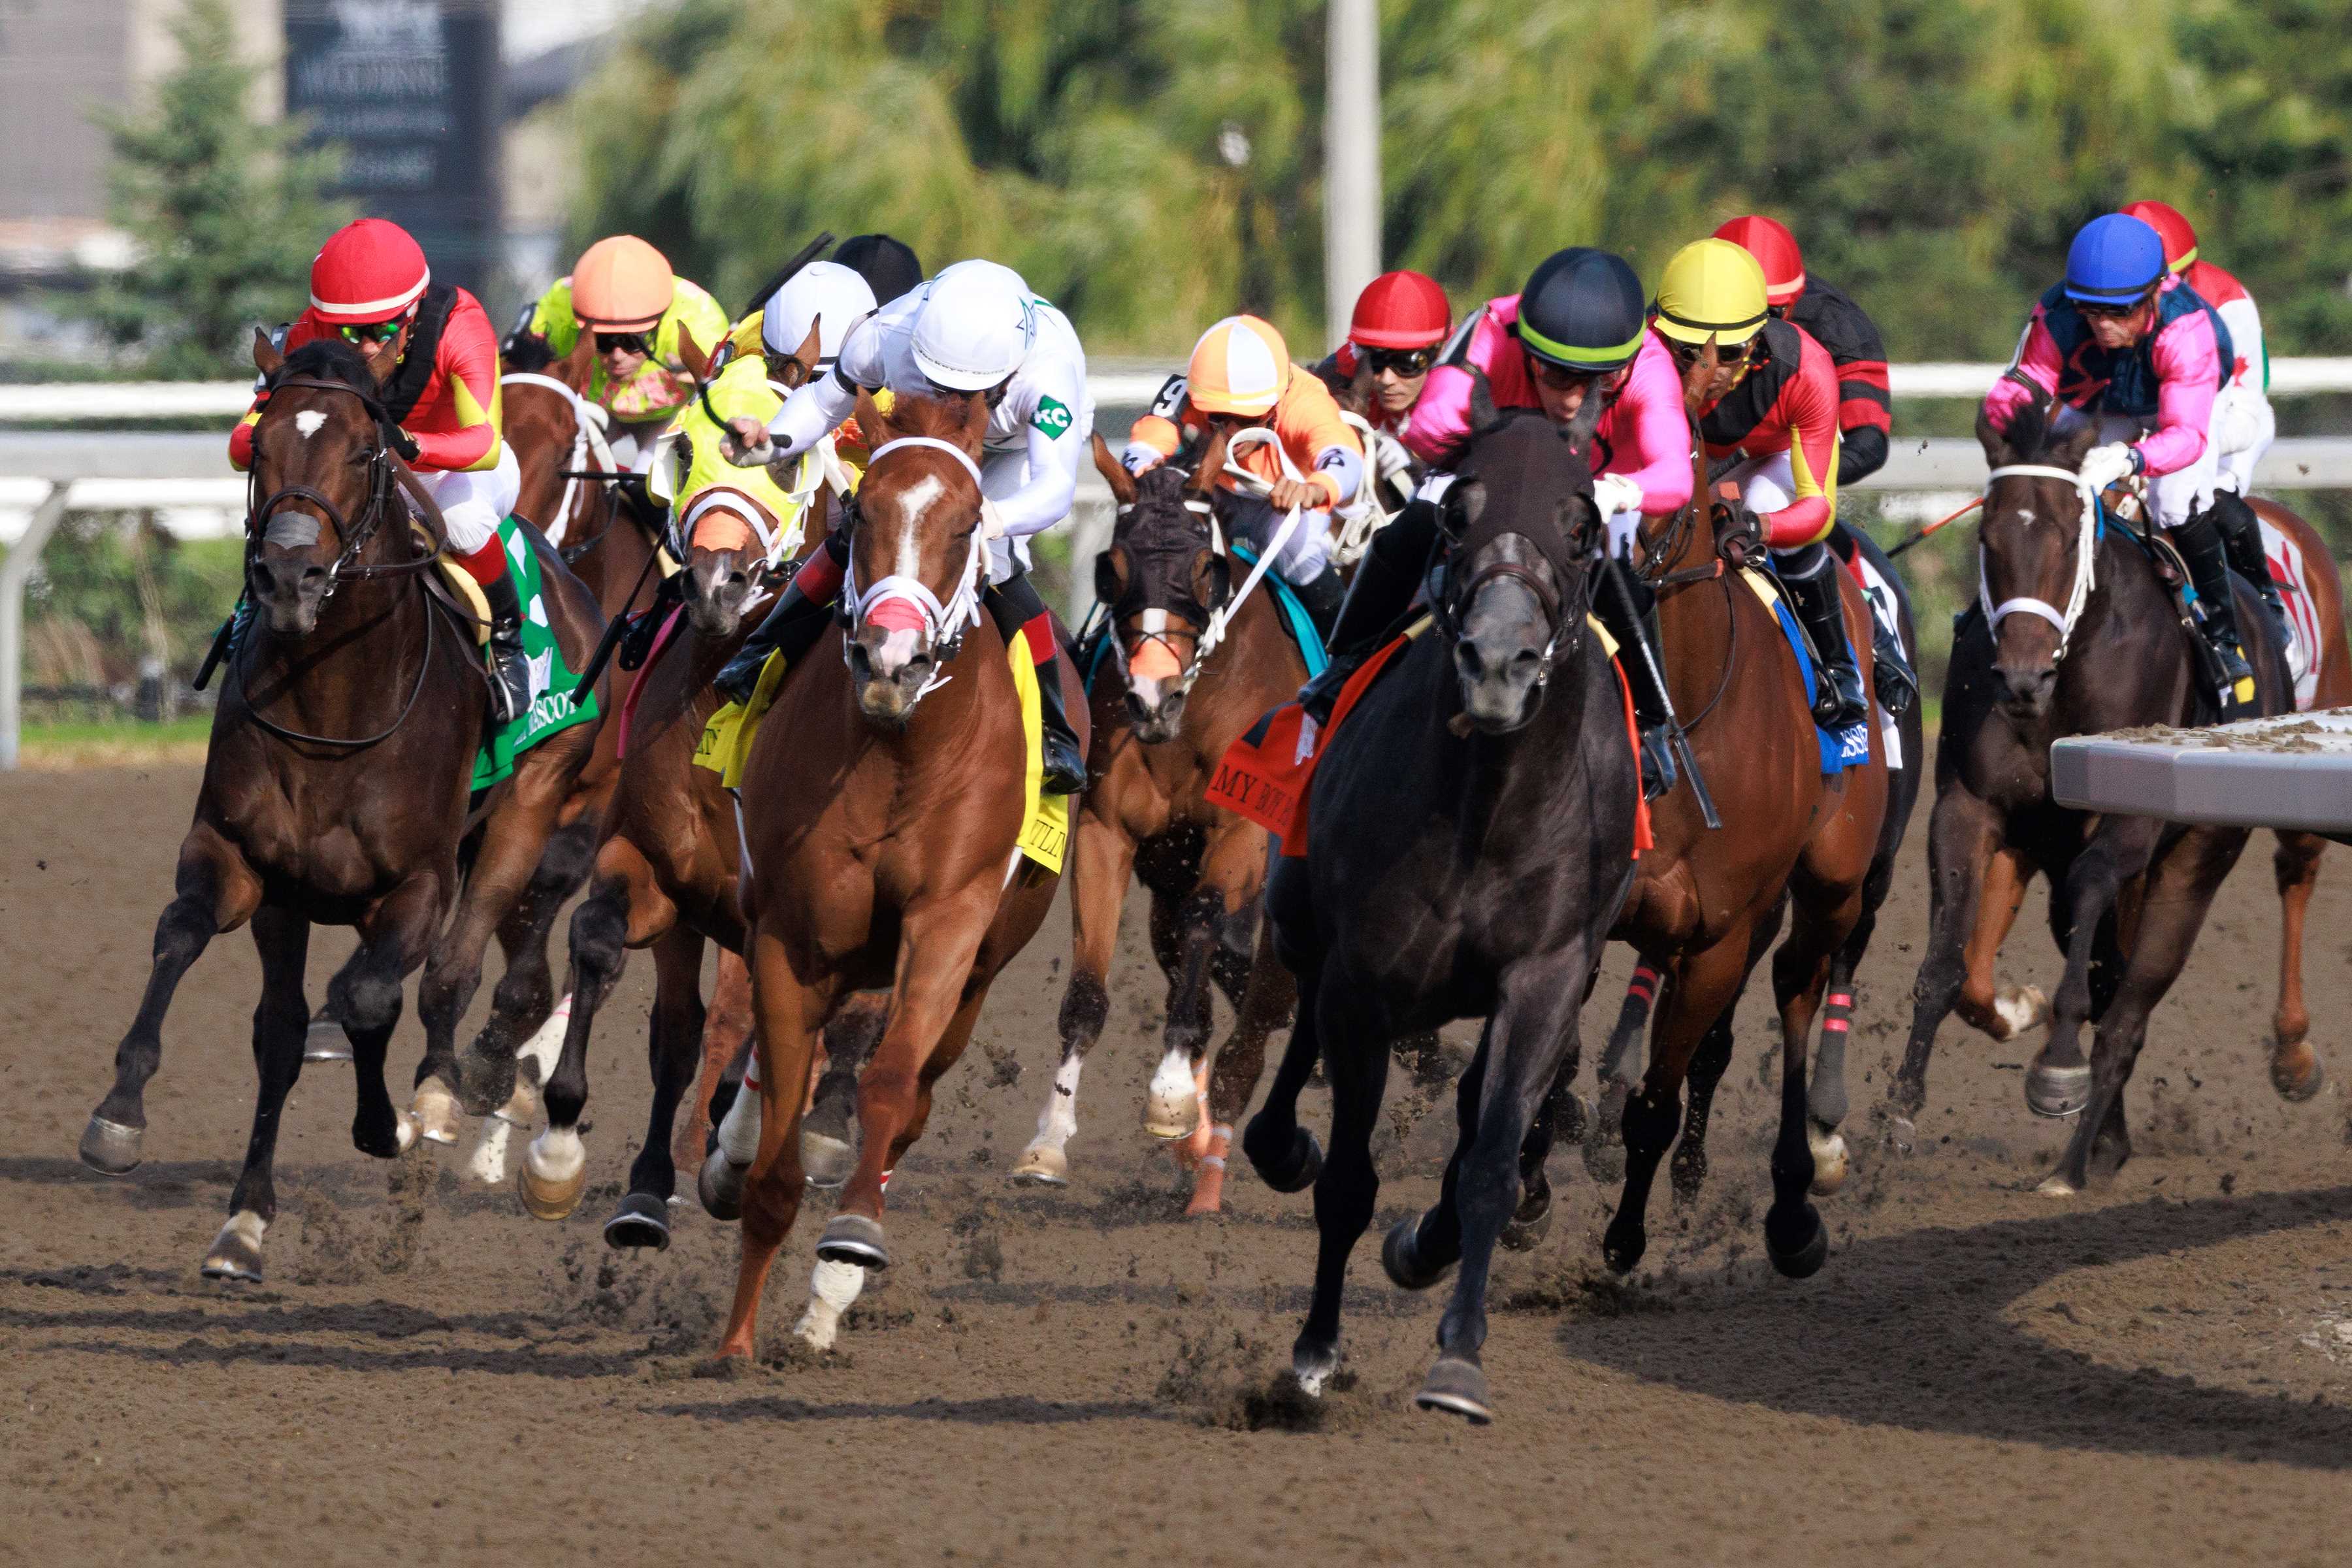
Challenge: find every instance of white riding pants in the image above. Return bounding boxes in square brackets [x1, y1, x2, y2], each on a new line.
[417, 444, 521, 556]
[2212, 380, 2275, 497]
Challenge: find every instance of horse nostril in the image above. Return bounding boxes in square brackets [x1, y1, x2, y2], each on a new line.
[1455, 642, 1484, 679]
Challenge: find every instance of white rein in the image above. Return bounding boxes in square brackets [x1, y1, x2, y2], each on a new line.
[1979, 462, 2104, 660]
[1188, 426, 1307, 676]
[500, 372, 615, 549]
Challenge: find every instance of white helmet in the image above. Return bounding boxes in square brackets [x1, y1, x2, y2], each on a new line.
[761, 260, 875, 367]
[911, 259, 1036, 391]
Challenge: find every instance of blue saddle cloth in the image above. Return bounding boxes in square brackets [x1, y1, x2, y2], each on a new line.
[1762, 588, 1871, 774]
[1083, 544, 1328, 692]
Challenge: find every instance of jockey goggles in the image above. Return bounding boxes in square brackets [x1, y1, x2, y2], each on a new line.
[595, 330, 651, 355]
[1664, 334, 1754, 370]
[336, 307, 414, 346]
[2074, 294, 2152, 322]
[1362, 344, 1439, 377]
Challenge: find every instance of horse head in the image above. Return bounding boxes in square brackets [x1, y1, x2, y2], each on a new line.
[1441, 395, 1606, 734]
[841, 387, 992, 728]
[244, 329, 404, 638]
[674, 319, 821, 638]
[500, 331, 603, 550]
[1091, 429, 1230, 742]
[1976, 397, 2101, 720]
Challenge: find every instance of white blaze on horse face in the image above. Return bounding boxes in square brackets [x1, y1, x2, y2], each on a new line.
[892, 474, 944, 583]
[294, 410, 327, 439]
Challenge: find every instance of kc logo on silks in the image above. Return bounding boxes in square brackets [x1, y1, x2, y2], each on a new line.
[1033, 395, 1073, 439]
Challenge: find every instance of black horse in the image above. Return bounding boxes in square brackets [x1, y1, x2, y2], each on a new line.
[1241, 402, 1641, 1424]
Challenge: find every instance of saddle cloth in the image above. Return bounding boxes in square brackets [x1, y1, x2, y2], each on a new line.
[2260, 516, 2323, 711]
[1739, 567, 1873, 774]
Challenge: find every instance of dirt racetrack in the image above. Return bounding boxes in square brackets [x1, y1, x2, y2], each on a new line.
[4, 762, 2350, 1566]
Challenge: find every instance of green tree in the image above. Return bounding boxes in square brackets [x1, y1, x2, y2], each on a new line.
[61, 0, 345, 377]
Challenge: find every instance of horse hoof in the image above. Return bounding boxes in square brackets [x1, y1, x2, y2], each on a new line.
[517, 1130, 586, 1221]
[1765, 1205, 1828, 1279]
[1414, 1356, 1494, 1425]
[2024, 1060, 2091, 1119]
[1183, 1162, 1226, 1217]
[1498, 1187, 1553, 1252]
[351, 1109, 402, 1160]
[1143, 1077, 1202, 1141]
[302, 1017, 353, 1063]
[1806, 1124, 1850, 1196]
[815, 1214, 890, 1269]
[2034, 1171, 2083, 1198]
[199, 1211, 267, 1283]
[2271, 1043, 2325, 1103]
[1991, 983, 2048, 1040]
[1601, 1219, 1646, 1277]
[409, 1077, 465, 1145]
[1009, 1144, 1070, 1188]
[490, 1073, 543, 1130]
[602, 1190, 672, 1251]
[1249, 1126, 1322, 1194]
[1290, 1339, 1341, 1398]
[78, 1115, 144, 1176]
[1381, 1217, 1452, 1290]
[800, 1128, 855, 1190]
[697, 1148, 746, 1222]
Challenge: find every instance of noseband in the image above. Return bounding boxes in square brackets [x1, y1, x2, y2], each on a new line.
[1979, 462, 2104, 661]
[840, 435, 989, 673]
[1105, 494, 1225, 702]
[1426, 479, 1587, 699]
[245, 375, 442, 599]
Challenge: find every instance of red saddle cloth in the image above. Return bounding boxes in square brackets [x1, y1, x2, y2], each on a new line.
[1208, 630, 1652, 858]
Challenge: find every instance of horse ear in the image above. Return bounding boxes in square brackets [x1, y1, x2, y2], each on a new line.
[559, 329, 596, 395]
[789, 315, 823, 382]
[854, 385, 893, 446]
[1678, 336, 1720, 414]
[1450, 476, 1487, 533]
[1190, 422, 1232, 496]
[1193, 545, 1232, 611]
[956, 385, 990, 455]
[1092, 432, 1138, 507]
[252, 328, 282, 377]
[1346, 351, 1377, 416]
[2051, 414, 2100, 470]
[1467, 368, 1501, 433]
[677, 323, 713, 382]
[1565, 379, 1608, 451]
[1094, 546, 1126, 612]
[1976, 403, 2014, 470]
[361, 333, 401, 388]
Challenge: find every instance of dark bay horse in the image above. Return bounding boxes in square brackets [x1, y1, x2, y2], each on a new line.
[1011, 432, 1299, 1215]
[80, 333, 606, 1280]
[717, 390, 1085, 1358]
[1893, 400, 2339, 1193]
[1242, 404, 1641, 1423]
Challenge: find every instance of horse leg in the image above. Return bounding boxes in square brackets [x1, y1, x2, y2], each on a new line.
[2042, 829, 2247, 1193]
[336, 874, 448, 1160]
[1193, 915, 1296, 1216]
[82, 826, 258, 1175]
[1147, 887, 1224, 1153]
[1605, 931, 1749, 1275]
[1671, 904, 1781, 1206]
[1952, 845, 2043, 1040]
[2268, 830, 2327, 1100]
[1291, 981, 1389, 1397]
[199, 906, 311, 1281]
[1761, 875, 1867, 1277]
[803, 994, 884, 1190]
[1498, 1028, 1586, 1253]
[515, 860, 646, 1219]
[1015, 813, 1134, 1187]
[1891, 787, 1999, 1119]
[602, 924, 708, 1250]
[2025, 817, 2164, 1119]
[1240, 960, 1326, 1196]
[1582, 947, 1667, 1184]
[465, 816, 597, 1088]
[676, 948, 753, 1176]
[416, 759, 575, 1130]
[714, 929, 832, 1362]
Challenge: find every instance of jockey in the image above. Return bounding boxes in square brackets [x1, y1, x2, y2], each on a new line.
[1310, 269, 1451, 437]
[716, 259, 1093, 792]
[2121, 198, 2283, 627]
[229, 218, 532, 723]
[1299, 248, 1693, 794]
[1123, 314, 1358, 639]
[1660, 237, 1872, 729]
[759, 259, 877, 379]
[524, 235, 731, 473]
[1711, 215, 1893, 486]
[1982, 212, 2252, 686]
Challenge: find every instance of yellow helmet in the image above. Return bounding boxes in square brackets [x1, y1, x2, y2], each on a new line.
[1650, 238, 1770, 349]
[571, 235, 676, 333]
[1185, 315, 1291, 417]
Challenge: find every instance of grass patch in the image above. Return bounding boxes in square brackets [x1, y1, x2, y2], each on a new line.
[18, 713, 212, 770]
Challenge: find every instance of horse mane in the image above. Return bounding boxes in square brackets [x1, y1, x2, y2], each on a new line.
[275, 336, 380, 397]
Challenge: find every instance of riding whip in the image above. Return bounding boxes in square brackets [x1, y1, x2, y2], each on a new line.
[743, 231, 837, 317]
[1884, 495, 1982, 557]
[1601, 557, 1721, 830]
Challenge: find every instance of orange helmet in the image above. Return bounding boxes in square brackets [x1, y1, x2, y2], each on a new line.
[1185, 315, 1291, 417]
[2119, 200, 2199, 274]
[571, 236, 676, 332]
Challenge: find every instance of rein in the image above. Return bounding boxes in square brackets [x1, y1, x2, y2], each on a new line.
[1195, 428, 1307, 676]
[841, 435, 989, 680]
[1979, 462, 2104, 659]
[502, 371, 617, 551]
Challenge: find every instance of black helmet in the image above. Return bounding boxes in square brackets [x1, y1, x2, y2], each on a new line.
[834, 234, 924, 306]
[1513, 248, 1648, 374]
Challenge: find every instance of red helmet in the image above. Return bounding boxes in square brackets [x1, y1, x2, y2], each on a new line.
[1348, 270, 1451, 350]
[1712, 214, 1805, 308]
[2119, 200, 2198, 274]
[309, 218, 430, 325]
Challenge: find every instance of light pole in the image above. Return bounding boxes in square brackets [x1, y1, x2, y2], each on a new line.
[1324, 0, 1380, 348]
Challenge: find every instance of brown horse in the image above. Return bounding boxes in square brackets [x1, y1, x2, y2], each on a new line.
[715, 389, 1085, 1359]
[1575, 400, 1889, 1277]
[1011, 431, 1299, 1214]
[78, 333, 606, 1281]
[1893, 401, 2343, 1192]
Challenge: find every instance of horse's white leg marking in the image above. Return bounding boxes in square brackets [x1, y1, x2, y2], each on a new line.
[466, 1118, 513, 1186]
[794, 1256, 866, 1351]
[472, 992, 572, 1186]
[1013, 1054, 1083, 1184]
[716, 1076, 762, 1167]
[524, 1125, 585, 1184]
[1145, 1045, 1201, 1139]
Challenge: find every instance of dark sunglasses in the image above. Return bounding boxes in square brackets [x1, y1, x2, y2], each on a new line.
[336, 317, 406, 346]
[1667, 335, 1755, 368]
[1528, 357, 1607, 391]
[595, 331, 650, 355]
[1362, 344, 1438, 377]
[2075, 297, 2149, 322]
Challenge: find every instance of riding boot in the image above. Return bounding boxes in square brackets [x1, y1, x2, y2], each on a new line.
[714, 531, 849, 706]
[1290, 563, 1346, 644]
[2172, 506, 2256, 693]
[1775, 542, 1869, 728]
[1593, 559, 1678, 801]
[480, 568, 535, 726]
[987, 571, 1087, 795]
[1870, 615, 1918, 717]
[1298, 497, 1437, 723]
[2210, 488, 2285, 631]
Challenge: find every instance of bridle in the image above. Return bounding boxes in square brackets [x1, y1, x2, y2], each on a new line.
[501, 370, 617, 555]
[1424, 473, 1592, 702]
[840, 435, 989, 686]
[1979, 462, 2106, 661]
[1102, 489, 1225, 704]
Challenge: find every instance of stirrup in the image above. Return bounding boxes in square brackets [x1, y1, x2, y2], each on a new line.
[1637, 725, 1678, 802]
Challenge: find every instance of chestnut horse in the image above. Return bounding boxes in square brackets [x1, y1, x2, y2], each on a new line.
[80, 333, 606, 1281]
[716, 390, 1085, 1359]
[1892, 399, 2342, 1192]
[1011, 431, 1299, 1215]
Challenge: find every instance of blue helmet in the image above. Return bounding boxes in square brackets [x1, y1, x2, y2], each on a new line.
[2065, 214, 2165, 305]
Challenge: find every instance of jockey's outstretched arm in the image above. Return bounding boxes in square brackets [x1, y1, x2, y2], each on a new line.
[988, 361, 1088, 538]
